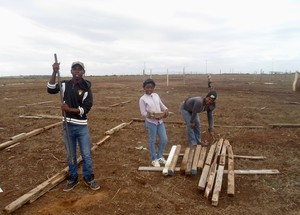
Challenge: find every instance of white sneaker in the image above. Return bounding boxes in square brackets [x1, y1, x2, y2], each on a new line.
[158, 157, 166, 165]
[151, 159, 160, 167]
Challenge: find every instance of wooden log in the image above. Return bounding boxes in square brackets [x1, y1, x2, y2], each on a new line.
[211, 141, 228, 206]
[204, 139, 224, 198]
[197, 146, 207, 169]
[168, 145, 182, 176]
[233, 155, 266, 160]
[198, 142, 217, 190]
[162, 145, 177, 175]
[214, 125, 265, 129]
[180, 147, 190, 174]
[10, 133, 26, 141]
[191, 145, 202, 175]
[185, 148, 195, 175]
[227, 144, 235, 197]
[104, 122, 128, 135]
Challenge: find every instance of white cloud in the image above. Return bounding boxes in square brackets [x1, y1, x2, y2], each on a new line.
[0, 0, 300, 77]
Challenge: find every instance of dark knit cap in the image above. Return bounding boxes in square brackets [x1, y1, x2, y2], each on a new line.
[206, 90, 217, 100]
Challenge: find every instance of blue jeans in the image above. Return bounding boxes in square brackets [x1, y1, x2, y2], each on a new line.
[63, 123, 93, 181]
[145, 120, 168, 161]
[180, 103, 201, 146]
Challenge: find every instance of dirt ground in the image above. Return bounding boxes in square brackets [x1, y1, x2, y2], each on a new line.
[0, 74, 299, 215]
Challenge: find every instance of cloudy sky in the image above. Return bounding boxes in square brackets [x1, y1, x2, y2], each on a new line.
[1, 0, 300, 77]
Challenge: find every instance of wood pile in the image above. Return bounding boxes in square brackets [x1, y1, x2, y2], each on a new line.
[138, 138, 280, 206]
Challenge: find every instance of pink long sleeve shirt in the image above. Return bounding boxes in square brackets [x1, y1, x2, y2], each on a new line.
[139, 93, 168, 125]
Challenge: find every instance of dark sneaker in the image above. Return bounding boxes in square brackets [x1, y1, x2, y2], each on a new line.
[63, 179, 79, 192]
[84, 175, 100, 191]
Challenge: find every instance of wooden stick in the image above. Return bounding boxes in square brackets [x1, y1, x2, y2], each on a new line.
[162, 145, 177, 175]
[224, 169, 280, 174]
[269, 123, 300, 128]
[180, 147, 190, 174]
[227, 144, 235, 197]
[191, 145, 202, 175]
[185, 148, 194, 175]
[104, 122, 128, 135]
[168, 145, 181, 176]
[197, 146, 207, 169]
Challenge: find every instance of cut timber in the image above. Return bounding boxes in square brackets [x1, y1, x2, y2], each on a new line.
[185, 148, 195, 175]
[223, 169, 280, 175]
[180, 147, 190, 174]
[233, 155, 266, 160]
[204, 139, 224, 198]
[211, 140, 228, 206]
[197, 146, 207, 169]
[104, 122, 128, 135]
[198, 142, 217, 190]
[0, 122, 61, 151]
[227, 144, 235, 197]
[3, 135, 111, 214]
[192, 145, 202, 175]
[163, 145, 177, 175]
[138, 166, 181, 172]
[269, 123, 300, 128]
[168, 145, 181, 176]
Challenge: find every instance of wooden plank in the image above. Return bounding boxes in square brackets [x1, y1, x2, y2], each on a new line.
[223, 169, 280, 175]
[185, 148, 195, 175]
[104, 122, 128, 135]
[204, 139, 224, 198]
[191, 145, 202, 175]
[162, 145, 177, 175]
[211, 142, 227, 206]
[180, 147, 190, 174]
[197, 146, 207, 169]
[227, 144, 235, 197]
[198, 142, 217, 190]
[233, 155, 266, 160]
[138, 166, 181, 171]
[168, 145, 182, 176]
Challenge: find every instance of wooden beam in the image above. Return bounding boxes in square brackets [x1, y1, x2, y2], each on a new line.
[204, 139, 224, 198]
[185, 148, 195, 175]
[211, 140, 228, 206]
[180, 147, 190, 174]
[191, 145, 202, 175]
[227, 144, 235, 197]
[162, 145, 177, 175]
[197, 146, 207, 169]
[168, 145, 181, 176]
[104, 122, 128, 135]
[224, 169, 280, 175]
[198, 142, 217, 190]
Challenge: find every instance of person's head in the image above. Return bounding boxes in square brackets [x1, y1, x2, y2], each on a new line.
[204, 90, 217, 105]
[143, 79, 156, 95]
[71, 61, 85, 80]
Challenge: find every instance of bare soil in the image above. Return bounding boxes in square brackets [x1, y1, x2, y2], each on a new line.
[0, 74, 299, 215]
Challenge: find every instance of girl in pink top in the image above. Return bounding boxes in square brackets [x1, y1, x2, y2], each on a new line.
[139, 79, 169, 167]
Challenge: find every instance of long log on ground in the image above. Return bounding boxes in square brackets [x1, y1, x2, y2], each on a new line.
[233, 155, 266, 160]
[138, 167, 280, 174]
[163, 145, 177, 175]
[198, 142, 217, 190]
[227, 144, 235, 197]
[180, 147, 190, 174]
[204, 139, 224, 198]
[3, 135, 111, 214]
[211, 140, 228, 206]
[168, 145, 181, 176]
[0, 122, 61, 150]
[214, 125, 265, 129]
[191, 145, 202, 175]
[104, 122, 128, 135]
[269, 123, 300, 128]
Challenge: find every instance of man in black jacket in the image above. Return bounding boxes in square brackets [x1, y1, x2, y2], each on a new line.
[47, 61, 100, 191]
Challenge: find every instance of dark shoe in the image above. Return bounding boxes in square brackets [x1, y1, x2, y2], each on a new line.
[63, 178, 79, 192]
[84, 174, 100, 191]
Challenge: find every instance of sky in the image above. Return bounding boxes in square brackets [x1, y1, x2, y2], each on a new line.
[1, 0, 300, 77]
